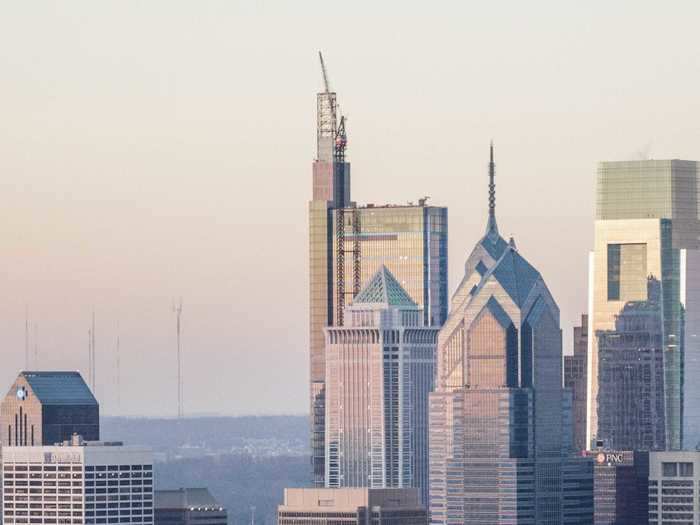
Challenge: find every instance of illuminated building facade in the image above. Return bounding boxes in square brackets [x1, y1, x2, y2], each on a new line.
[587, 160, 700, 450]
[428, 145, 593, 524]
[309, 66, 448, 486]
[325, 266, 437, 503]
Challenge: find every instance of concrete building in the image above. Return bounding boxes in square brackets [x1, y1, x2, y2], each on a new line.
[309, 58, 448, 486]
[1, 435, 153, 525]
[582, 449, 648, 525]
[587, 160, 700, 451]
[648, 451, 700, 524]
[277, 488, 427, 525]
[428, 145, 593, 525]
[596, 278, 666, 451]
[325, 266, 438, 503]
[0, 371, 99, 447]
[154, 488, 226, 525]
[564, 315, 588, 452]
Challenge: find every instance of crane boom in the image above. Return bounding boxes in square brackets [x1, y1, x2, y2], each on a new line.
[319, 51, 331, 94]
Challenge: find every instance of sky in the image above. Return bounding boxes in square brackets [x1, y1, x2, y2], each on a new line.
[1, 0, 699, 416]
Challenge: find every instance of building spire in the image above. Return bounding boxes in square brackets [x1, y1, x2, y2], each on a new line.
[486, 141, 499, 237]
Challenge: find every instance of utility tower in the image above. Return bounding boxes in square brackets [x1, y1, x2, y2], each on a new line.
[173, 299, 183, 418]
[24, 306, 29, 370]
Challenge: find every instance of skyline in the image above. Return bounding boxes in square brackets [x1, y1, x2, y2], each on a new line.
[3, 1, 700, 417]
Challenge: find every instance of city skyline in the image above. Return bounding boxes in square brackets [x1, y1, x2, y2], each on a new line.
[3, 1, 700, 418]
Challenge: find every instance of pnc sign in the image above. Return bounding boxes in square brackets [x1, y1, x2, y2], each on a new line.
[596, 452, 625, 465]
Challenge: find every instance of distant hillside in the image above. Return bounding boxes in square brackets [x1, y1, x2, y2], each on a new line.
[100, 415, 310, 524]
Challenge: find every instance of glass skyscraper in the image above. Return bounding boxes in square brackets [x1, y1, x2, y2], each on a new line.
[324, 266, 437, 504]
[429, 146, 592, 525]
[308, 77, 448, 487]
[587, 160, 700, 451]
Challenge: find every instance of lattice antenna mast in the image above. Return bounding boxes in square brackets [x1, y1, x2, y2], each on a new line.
[116, 325, 121, 413]
[24, 306, 29, 370]
[92, 311, 96, 393]
[173, 299, 184, 418]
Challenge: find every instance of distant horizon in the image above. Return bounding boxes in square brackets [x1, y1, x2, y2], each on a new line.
[2, 0, 699, 417]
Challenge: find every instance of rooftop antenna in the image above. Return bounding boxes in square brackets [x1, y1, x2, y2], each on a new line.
[173, 298, 183, 418]
[250, 505, 256, 525]
[486, 141, 499, 237]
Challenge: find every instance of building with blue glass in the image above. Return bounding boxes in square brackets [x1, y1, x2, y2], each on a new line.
[428, 145, 593, 524]
[0, 371, 99, 447]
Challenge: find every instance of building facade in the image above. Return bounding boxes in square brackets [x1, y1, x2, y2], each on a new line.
[0, 371, 99, 447]
[564, 315, 588, 452]
[277, 488, 427, 525]
[582, 449, 649, 525]
[154, 488, 226, 525]
[428, 145, 593, 525]
[325, 266, 438, 503]
[648, 451, 700, 524]
[596, 278, 666, 451]
[1, 436, 153, 525]
[309, 63, 448, 486]
[587, 160, 700, 451]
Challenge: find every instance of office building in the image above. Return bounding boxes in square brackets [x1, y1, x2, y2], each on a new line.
[309, 57, 448, 486]
[596, 278, 666, 451]
[587, 160, 700, 450]
[277, 488, 427, 525]
[564, 315, 588, 452]
[582, 448, 648, 525]
[0, 371, 99, 446]
[1, 435, 153, 525]
[428, 145, 593, 525]
[648, 451, 700, 524]
[155, 488, 226, 525]
[325, 266, 438, 503]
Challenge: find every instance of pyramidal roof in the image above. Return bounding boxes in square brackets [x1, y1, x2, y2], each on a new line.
[353, 265, 417, 307]
[483, 244, 541, 307]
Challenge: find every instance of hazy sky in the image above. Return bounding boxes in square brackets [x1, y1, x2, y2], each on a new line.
[2, 1, 699, 416]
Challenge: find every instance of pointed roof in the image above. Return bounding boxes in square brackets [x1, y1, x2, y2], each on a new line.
[476, 143, 508, 259]
[19, 371, 97, 406]
[489, 245, 541, 307]
[353, 266, 417, 307]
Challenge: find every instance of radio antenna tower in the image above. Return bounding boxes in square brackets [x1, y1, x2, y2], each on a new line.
[116, 325, 121, 413]
[88, 311, 96, 392]
[33, 323, 39, 369]
[173, 299, 183, 418]
[24, 306, 30, 370]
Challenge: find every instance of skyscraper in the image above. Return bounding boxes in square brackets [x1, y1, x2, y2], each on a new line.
[0, 371, 99, 447]
[429, 145, 592, 525]
[325, 266, 438, 503]
[564, 315, 588, 452]
[596, 278, 666, 451]
[587, 160, 700, 450]
[309, 56, 448, 486]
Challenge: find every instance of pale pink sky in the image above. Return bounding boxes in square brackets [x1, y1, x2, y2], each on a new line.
[1, 1, 699, 416]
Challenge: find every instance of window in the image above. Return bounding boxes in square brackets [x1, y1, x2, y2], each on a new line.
[679, 462, 694, 477]
[662, 462, 677, 477]
[607, 243, 647, 301]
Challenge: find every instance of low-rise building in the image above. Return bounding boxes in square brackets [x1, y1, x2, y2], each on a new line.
[277, 488, 427, 525]
[649, 451, 700, 524]
[1, 435, 153, 525]
[154, 488, 227, 525]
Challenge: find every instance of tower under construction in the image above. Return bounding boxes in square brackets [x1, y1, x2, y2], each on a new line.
[308, 53, 449, 487]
